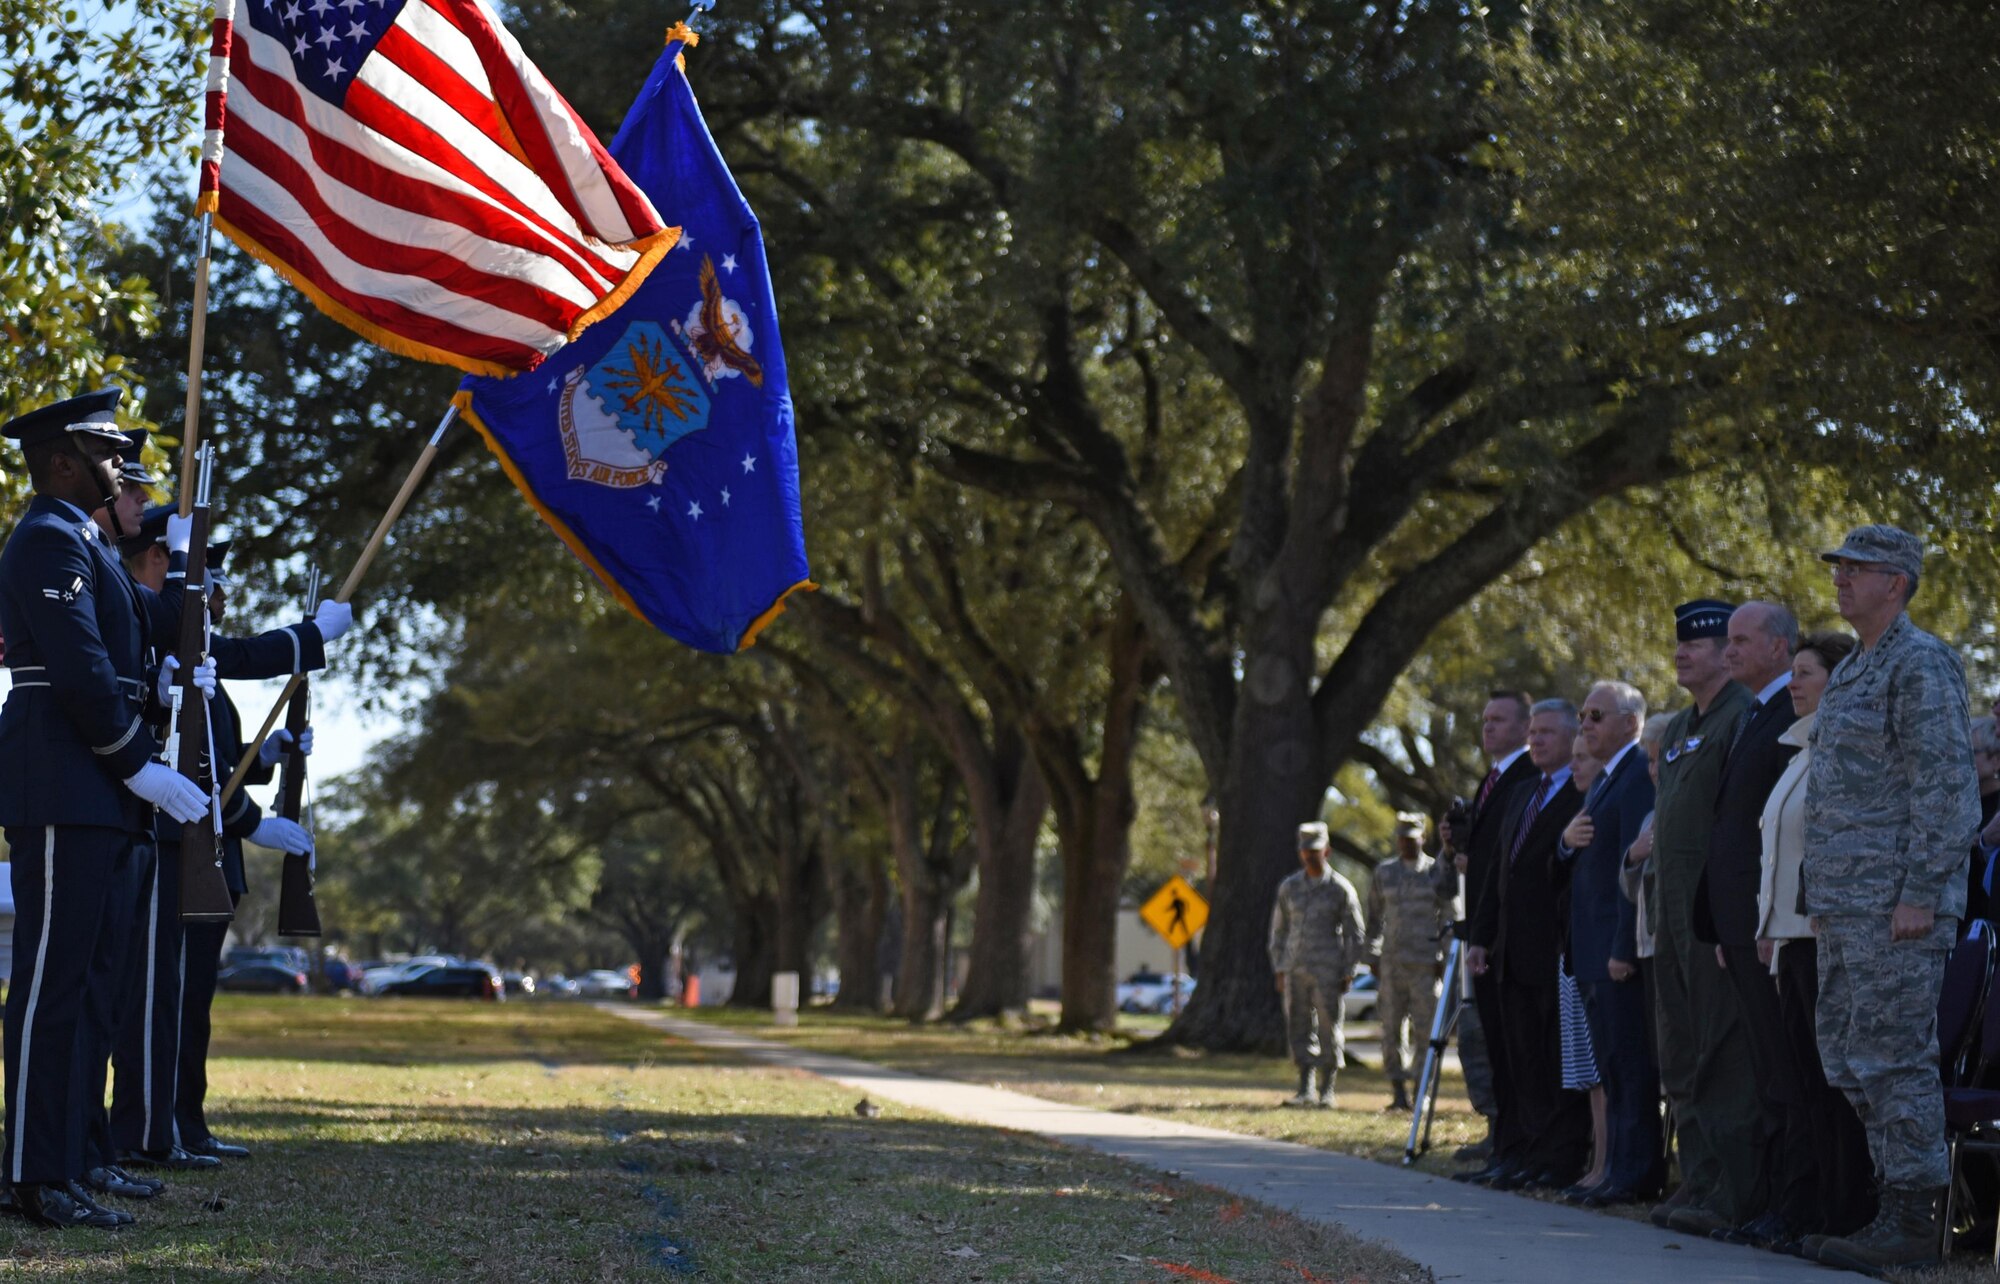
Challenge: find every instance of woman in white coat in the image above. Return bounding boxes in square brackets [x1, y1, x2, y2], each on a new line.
[1758, 628, 1872, 1239]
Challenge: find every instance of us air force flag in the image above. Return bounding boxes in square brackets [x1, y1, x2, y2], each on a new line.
[454, 34, 812, 653]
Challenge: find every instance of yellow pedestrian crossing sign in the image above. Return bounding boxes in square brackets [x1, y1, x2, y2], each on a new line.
[1140, 876, 1208, 949]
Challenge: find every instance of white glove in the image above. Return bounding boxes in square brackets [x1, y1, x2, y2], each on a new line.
[125, 762, 209, 824]
[313, 600, 354, 643]
[260, 727, 293, 767]
[250, 816, 312, 855]
[165, 512, 193, 556]
[157, 655, 217, 706]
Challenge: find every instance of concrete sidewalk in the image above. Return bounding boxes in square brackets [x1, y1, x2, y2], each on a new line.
[603, 1005, 1848, 1283]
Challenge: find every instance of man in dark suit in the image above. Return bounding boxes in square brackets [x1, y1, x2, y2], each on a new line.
[1695, 601, 1811, 1249]
[1465, 699, 1589, 1189]
[0, 391, 207, 1228]
[1444, 691, 1537, 1173]
[1558, 680, 1660, 1206]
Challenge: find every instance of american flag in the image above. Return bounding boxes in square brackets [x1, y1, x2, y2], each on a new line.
[200, 0, 677, 376]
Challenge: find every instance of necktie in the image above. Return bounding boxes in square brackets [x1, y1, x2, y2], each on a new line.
[1510, 775, 1552, 863]
[1723, 702, 1758, 765]
[1476, 766, 1501, 815]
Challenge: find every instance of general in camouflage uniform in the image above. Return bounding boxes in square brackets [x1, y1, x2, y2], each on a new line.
[1270, 821, 1367, 1108]
[1804, 526, 1981, 1274]
[1366, 813, 1453, 1110]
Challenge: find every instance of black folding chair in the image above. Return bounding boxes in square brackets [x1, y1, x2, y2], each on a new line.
[1937, 919, 1999, 1262]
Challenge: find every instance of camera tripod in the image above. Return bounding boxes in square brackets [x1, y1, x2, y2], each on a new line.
[1403, 927, 1463, 1166]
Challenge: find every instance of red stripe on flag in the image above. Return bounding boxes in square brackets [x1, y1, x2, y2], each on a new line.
[228, 51, 619, 301]
[225, 124, 582, 334]
[428, 0, 659, 239]
[218, 194, 546, 369]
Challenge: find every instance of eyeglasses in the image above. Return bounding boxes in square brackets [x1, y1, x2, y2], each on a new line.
[1581, 708, 1620, 724]
[1828, 563, 1899, 583]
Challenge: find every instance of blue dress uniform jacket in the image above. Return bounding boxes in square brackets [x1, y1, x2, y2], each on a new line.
[0, 497, 180, 830]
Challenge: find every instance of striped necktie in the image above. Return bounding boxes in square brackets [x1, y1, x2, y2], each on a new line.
[1510, 775, 1553, 863]
[1476, 765, 1501, 815]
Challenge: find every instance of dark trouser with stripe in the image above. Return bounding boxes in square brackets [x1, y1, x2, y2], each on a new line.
[3, 825, 128, 1185]
[1777, 940, 1875, 1234]
[82, 834, 154, 1172]
[111, 836, 185, 1155]
[178, 914, 232, 1145]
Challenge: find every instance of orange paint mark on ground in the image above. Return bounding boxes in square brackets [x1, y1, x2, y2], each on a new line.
[1216, 1199, 1247, 1224]
[1150, 1260, 1237, 1283]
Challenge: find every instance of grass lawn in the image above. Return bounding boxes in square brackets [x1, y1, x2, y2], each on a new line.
[0, 996, 1429, 1282]
[675, 1005, 1485, 1177]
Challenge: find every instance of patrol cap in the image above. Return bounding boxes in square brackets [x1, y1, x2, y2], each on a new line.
[118, 428, 160, 489]
[1297, 821, 1330, 849]
[1820, 524, 1923, 583]
[1, 388, 132, 451]
[1393, 812, 1426, 839]
[1674, 599, 1733, 642]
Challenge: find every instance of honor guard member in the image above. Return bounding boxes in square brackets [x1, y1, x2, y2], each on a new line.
[0, 391, 208, 1228]
[109, 509, 344, 1169]
[1366, 813, 1453, 1111]
[1806, 526, 1981, 1273]
[1269, 822, 1367, 1109]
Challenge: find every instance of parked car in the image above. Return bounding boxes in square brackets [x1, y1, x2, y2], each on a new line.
[361, 956, 457, 995]
[377, 964, 502, 1000]
[501, 971, 536, 997]
[576, 969, 637, 999]
[1119, 972, 1195, 1014]
[323, 958, 364, 993]
[1114, 967, 1168, 1012]
[218, 962, 309, 994]
[540, 974, 581, 998]
[1340, 967, 1378, 1022]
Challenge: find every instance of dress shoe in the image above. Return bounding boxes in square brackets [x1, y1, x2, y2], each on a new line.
[108, 1165, 164, 1195]
[189, 1136, 250, 1160]
[1454, 1135, 1494, 1163]
[120, 1146, 222, 1171]
[1665, 1206, 1734, 1237]
[83, 1166, 159, 1200]
[64, 1182, 134, 1226]
[1584, 1185, 1644, 1208]
[1525, 1169, 1579, 1192]
[1451, 1160, 1514, 1185]
[1488, 1167, 1538, 1192]
[1716, 1211, 1792, 1248]
[12, 1182, 123, 1229]
[1560, 1180, 1607, 1204]
[1648, 1183, 1693, 1228]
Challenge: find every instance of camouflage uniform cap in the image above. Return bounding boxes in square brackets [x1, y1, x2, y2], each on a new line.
[1820, 524, 1924, 583]
[1297, 821, 1329, 849]
[1392, 812, 1425, 839]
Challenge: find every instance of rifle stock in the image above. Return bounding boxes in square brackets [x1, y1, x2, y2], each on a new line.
[177, 446, 233, 923]
[275, 675, 321, 936]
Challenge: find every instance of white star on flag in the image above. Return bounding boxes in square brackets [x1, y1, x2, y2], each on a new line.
[679, 234, 695, 252]
[687, 500, 703, 521]
[315, 25, 338, 48]
[325, 55, 346, 79]
[282, 0, 301, 19]
[308, 0, 331, 16]
[646, 495, 662, 512]
[721, 254, 737, 273]
[344, 19, 368, 39]
[720, 487, 731, 506]
[546, 376, 559, 394]
[741, 453, 756, 473]
[292, 33, 307, 55]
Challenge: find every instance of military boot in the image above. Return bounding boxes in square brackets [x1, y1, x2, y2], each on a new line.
[1316, 1070, 1337, 1109]
[1813, 1185, 1942, 1273]
[1386, 1081, 1412, 1112]
[1282, 1068, 1314, 1108]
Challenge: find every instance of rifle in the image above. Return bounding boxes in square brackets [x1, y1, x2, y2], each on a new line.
[177, 444, 234, 922]
[276, 566, 322, 937]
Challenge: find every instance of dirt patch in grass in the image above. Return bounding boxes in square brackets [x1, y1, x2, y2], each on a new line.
[0, 997, 1428, 1283]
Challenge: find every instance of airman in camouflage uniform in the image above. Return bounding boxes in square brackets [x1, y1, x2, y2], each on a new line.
[1367, 813, 1453, 1110]
[1804, 526, 1980, 1274]
[1270, 821, 1367, 1108]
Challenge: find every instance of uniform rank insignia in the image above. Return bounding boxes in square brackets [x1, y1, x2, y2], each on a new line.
[43, 575, 82, 604]
[1664, 734, 1704, 764]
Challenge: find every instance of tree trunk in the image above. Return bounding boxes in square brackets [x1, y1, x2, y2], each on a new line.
[949, 739, 1048, 1021]
[634, 938, 674, 1000]
[831, 845, 890, 1011]
[728, 896, 777, 1009]
[1158, 635, 1327, 1052]
[885, 743, 955, 1021]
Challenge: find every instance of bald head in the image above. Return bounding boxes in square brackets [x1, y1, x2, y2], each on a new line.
[1725, 600, 1797, 692]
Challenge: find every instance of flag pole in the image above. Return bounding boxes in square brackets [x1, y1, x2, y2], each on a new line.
[217, 403, 459, 809]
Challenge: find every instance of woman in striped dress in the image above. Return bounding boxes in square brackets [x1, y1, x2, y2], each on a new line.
[1562, 735, 1608, 1195]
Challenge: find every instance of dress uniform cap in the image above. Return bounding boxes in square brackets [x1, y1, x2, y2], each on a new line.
[1, 388, 131, 451]
[118, 428, 159, 488]
[1393, 812, 1426, 839]
[1820, 523, 1924, 582]
[1297, 821, 1330, 849]
[1674, 599, 1734, 642]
